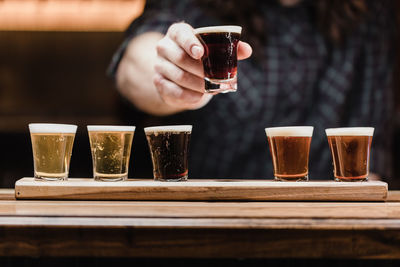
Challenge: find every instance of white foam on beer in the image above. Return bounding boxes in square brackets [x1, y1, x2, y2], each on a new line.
[144, 125, 192, 134]
[325, 127, 374, 136]
[29, 123, 77, 133]
[87, 125, 136, 132]
[265, 126, 314, 137]
[194, 25, 242, 35]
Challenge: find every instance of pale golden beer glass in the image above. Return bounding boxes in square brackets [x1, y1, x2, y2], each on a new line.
[144, 125, 192, 181]
[265, 126, 314, 181]
[29, 123, 77, 181]
[326, 127, 374, 182]
[87, 125, 135, 181]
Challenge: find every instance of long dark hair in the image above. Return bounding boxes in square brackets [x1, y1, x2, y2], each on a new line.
[198, 0, 369, 55]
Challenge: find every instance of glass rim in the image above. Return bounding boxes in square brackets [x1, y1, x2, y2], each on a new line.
[87, 125, 136, 132]
[194, 25, 242, 35]
[29, 123, 77, 133]
[325, 127, 374, 136]
[144, 125, 193, 133]
[265, 126, 314, 137]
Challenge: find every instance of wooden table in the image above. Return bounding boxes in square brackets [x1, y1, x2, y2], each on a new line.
[1, 189, 400, 259]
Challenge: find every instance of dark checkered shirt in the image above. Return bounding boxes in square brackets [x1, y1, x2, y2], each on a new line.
[108, 0, 395, 180]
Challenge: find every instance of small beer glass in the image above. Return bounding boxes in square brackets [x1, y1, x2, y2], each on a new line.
[326, 127, 374, 182]
[194, 25, 242, 94]
[87, 125, 135, 182]
[29, 123, 77, 181]
[265, 126, 314, 181]
[144, 125, 192, 181]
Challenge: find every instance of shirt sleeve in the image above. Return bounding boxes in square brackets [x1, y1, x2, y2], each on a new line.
[107, 0, 202, 79]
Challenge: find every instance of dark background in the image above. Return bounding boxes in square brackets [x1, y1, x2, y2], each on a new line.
[0, 31, 156, 187]
[0, 30, 399, 188]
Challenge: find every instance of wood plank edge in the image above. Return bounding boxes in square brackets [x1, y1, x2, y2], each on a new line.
[1, 217, 400, 230]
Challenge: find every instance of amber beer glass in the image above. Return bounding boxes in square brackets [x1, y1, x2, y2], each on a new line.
[145, 125, 192, 181]
[326, 127, 374, 182]
[265, 126, 314, 181]
[87, 126, 135, 181]
[194, 25, 241, 93]
[29, 123, 77, 181]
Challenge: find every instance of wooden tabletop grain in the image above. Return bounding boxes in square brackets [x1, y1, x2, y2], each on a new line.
[1, 189, 400, 259]
[14, 178, 389, 201]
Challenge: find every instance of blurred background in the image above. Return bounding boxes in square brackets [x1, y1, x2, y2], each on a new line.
[0, 0, 151, 187]
[0, 0, 399, 188]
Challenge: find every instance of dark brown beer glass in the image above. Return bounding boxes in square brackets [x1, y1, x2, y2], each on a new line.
[145, 125, 192, 182]
[326, 127, 374, 182]
[194, 25, 242, 94]
[265, 127, 314, 181]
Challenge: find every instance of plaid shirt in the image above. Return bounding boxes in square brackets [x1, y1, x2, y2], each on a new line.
[108, 0, 395, 180]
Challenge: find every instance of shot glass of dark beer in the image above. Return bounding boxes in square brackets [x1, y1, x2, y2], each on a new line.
[144, 125, 192, 182]
[265, 126, 314, 181]
[194, 25, 242, 94]
[326, 127, 374, 182]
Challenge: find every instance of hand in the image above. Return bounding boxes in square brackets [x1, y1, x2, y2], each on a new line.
[153, 22, 252, 110]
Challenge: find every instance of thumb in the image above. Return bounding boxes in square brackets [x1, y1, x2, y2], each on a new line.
[237, 41, 252, 60]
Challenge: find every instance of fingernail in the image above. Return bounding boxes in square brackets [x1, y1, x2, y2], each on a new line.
[191, 45, 202, 58]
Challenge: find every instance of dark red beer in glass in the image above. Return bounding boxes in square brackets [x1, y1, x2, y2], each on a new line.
[194, 26, 242, 93]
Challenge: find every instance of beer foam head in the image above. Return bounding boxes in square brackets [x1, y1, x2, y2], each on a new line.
[194, 25, 242, 35]
[265, 126, 314, 137]
[144, 125, 192, 133]
[29, 123, 77, 133]
[325, 127, 374, 136]
[87, 125, 136, 132]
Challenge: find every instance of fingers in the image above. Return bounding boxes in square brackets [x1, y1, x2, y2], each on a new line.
[238, 41, 252, 60]
[152, 22, 252, 111]
[153, 22, 209, 110]
[154, 58, 205, 93]
[156, 36, 204, 78]
[167, 23, 204, 60]
[153, 74, 206, 108]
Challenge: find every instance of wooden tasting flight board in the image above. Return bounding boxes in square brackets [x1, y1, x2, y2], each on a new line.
[15, 178, 388, 201]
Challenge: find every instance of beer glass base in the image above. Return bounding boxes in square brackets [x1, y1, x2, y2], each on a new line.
[94, 176, 126, 182]
[204, 77, 237, 94]
[335, 177, 368, 182]
[274, 175, 309, 182]
[154, 176, 188, 182]
[34, 176, 67, 181]
[35, 177, 68, 182]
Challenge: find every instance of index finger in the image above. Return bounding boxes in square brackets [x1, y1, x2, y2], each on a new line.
[167, 23, 204, 60]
